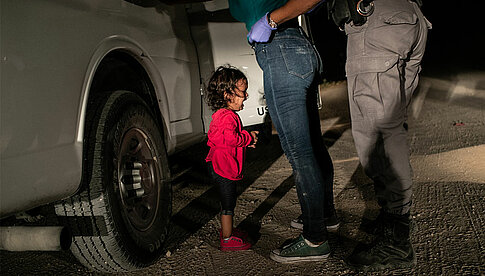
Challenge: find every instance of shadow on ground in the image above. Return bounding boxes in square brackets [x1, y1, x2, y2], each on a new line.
[165, 133, 285, 252]
[164, 81, 355, 252]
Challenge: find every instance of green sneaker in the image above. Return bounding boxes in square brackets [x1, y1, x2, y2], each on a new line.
[270, 235, 330, 263]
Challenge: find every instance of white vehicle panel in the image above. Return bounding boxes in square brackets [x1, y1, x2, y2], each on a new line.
[207, 22, 268, 126]
[0, 1, 202, 217]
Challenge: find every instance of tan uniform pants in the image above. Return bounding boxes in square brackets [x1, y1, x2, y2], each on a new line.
[345, 0, 432, 215]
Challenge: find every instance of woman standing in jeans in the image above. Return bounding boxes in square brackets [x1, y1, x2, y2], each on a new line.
[228, 0, 339, 263]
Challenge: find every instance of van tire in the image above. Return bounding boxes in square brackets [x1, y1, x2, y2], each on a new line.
[55, 90, 171, 272]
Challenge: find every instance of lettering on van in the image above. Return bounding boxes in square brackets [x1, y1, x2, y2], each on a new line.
[257, 106, 269, 116]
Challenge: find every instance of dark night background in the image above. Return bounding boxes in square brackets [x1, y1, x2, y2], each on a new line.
[307, 1, 485, 81]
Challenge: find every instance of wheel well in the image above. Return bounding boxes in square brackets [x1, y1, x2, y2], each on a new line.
[89, 51, 158, 114]
[80, 51, 165, 193]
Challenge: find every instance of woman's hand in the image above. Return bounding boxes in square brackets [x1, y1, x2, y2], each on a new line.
[247, 13, 276, 44]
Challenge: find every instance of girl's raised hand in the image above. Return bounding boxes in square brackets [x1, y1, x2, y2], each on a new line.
[249, 131, 259, 148]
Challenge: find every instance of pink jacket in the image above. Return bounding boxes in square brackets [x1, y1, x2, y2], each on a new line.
[205, 109, 252, 180]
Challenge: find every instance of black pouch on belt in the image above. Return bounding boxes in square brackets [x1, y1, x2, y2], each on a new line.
[327, 0, 368, 29]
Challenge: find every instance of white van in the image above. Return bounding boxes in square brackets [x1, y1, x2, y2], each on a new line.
[0, 0, 268, 272]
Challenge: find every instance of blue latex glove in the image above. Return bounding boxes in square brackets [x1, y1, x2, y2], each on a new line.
[247, 12, 277, 44]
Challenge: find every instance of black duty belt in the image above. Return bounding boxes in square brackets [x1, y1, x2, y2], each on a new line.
[328, 0, 423, 30]
[358, 0, 423, 14]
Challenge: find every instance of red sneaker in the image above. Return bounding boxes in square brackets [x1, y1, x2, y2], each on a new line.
[220, 236, 252, 251]
[219, 228, 249, 240]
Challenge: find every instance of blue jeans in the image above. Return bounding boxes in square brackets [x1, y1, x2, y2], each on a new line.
[254, 28, 334, 243]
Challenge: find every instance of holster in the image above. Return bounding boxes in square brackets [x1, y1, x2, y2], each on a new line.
[327, 0, 368, 28]
[328, 0, 423, 29]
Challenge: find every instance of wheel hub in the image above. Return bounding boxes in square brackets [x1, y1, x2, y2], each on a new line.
[118, 128, 160, 232]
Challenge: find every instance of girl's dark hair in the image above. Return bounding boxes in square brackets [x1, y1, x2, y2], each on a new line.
[205, 65, 247, 111]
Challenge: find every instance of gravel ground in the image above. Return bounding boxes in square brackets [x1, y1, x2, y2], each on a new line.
[1, 73, 484, 275]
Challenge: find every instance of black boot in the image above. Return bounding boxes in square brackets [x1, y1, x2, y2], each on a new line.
[346, 213, 416, 272]
[360, 209, 387, 235]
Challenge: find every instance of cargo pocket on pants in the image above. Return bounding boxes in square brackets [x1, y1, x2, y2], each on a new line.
[346, 55, 399, 121]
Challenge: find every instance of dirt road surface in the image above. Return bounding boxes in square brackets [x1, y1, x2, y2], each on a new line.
[1, 73, 484, 275]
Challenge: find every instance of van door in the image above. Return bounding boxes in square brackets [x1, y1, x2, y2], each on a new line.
[187, 0, 268, 131]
